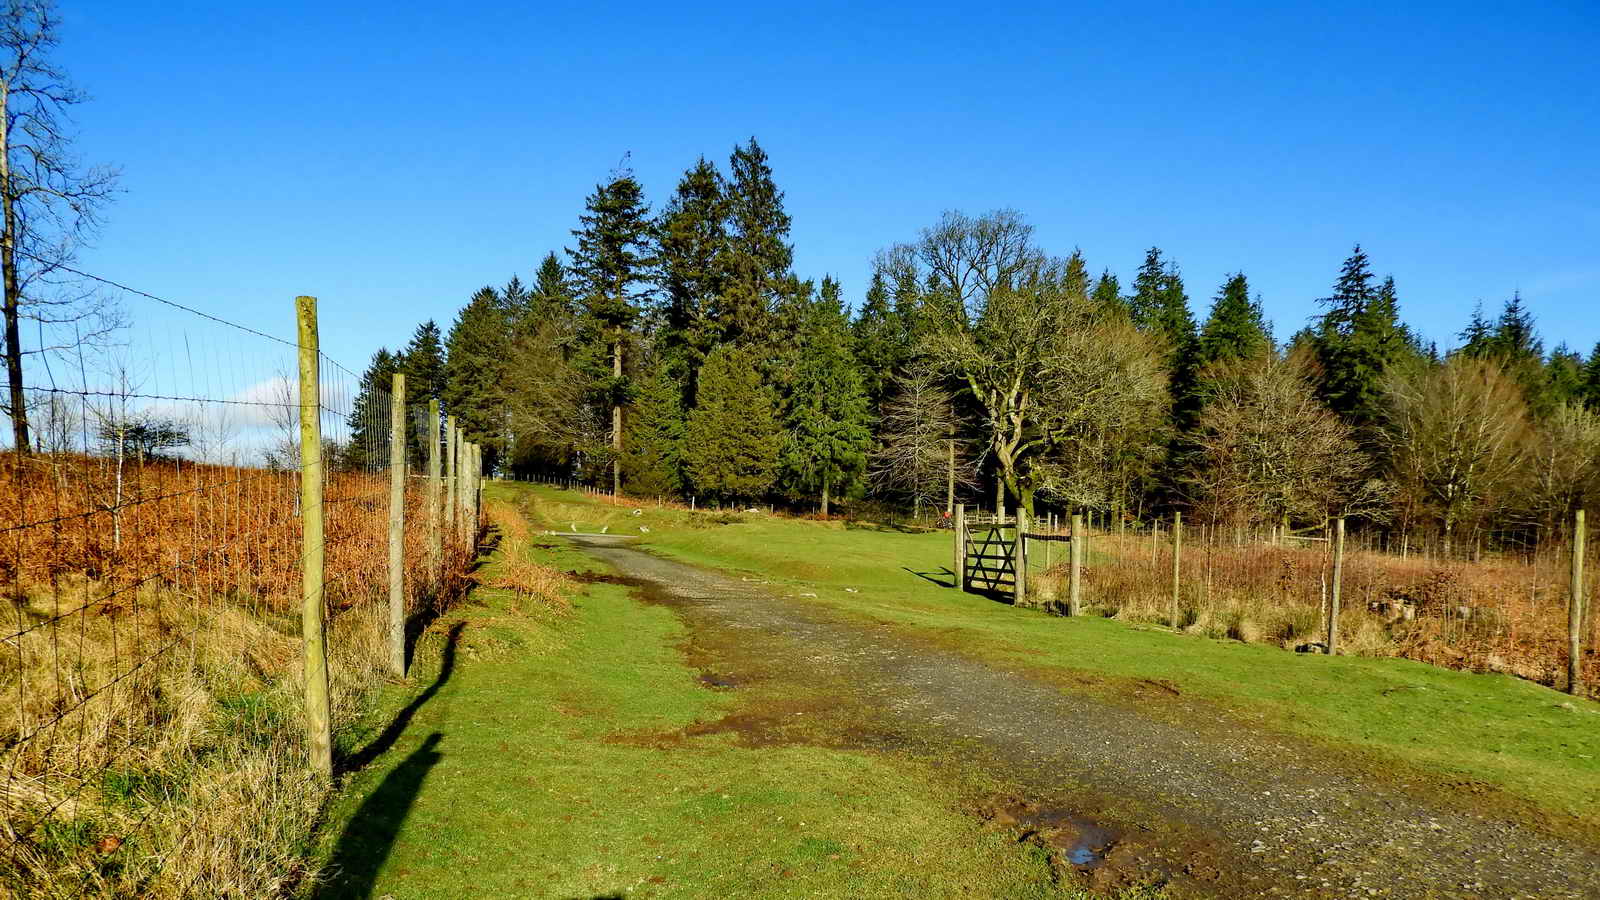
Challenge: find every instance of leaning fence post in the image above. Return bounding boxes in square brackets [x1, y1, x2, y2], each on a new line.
[1069, 513, 1083, 617]
[387, 372, 407, 678]
[1572, 509, 1587, 695]
[295, 296, 332, 777]
[1328, 517, 1345, 655]
[427, 398, 441, 584]
[955, 503, 967, 592]
[1170, 510, 1182, 629]
[1015, 508, 1028, 607]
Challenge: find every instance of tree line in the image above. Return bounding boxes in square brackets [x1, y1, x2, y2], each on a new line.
[356, 138, 1600, 548]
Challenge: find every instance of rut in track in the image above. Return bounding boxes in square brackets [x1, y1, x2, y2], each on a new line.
[568, 534, 1600, 899]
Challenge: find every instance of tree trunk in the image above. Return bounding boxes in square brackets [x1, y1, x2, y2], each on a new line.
[994, 474, 1004, 517]
[611, 334, 622, 496]
[0, 78, 26, 455]
[945, 434, 955, 515]
[821, 476, 830, 518]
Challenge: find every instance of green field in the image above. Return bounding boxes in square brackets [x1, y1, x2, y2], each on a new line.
[309, 489, 1150, 898]
[523, 482, 1600, 832]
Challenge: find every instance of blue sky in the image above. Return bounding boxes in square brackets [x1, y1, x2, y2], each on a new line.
[58, 1, 1600, 373]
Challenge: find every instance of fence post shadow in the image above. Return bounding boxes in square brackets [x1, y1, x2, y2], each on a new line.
[342, 620, 463, 774]
[316, 731, 445, 899]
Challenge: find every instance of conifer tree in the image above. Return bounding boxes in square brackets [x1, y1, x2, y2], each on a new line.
[1582, 341, 1600, 411]
[684, 344, 782, 501]
[781, 277, 873, 514]
[530, 252, 575, 328]
[1091, 270, 1124, 314]
[1458, 301, 1493, 356]
[443, 287, 511, 470]
[347, 348, 399, 470]
[1197, 273, 1270, 367]
[1545, 344, 1586, 410]
[656, 157, 729, 396]
[851, 270, 908, 415]
[568, 168, 654, 493]
[1313, 246, 1403, 430]
[719, 137, 793, 345]
[620, 362, 686, 497]
[398, 320, 445, 463]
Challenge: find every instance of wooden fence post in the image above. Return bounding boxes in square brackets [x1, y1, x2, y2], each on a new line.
[1328, 517, 1345, 656]
[295, 296, 332, 777]
[1572, 509, 1587, 695]
[427, 398, 440, 584]
[1069, 512, 1083, 617]
[1170, 510, 1182, 629]
[955, 504, 966, 592]
[445, 417, 457, 537]
[387, 373, 406, 678]
[1014, 508, 1028, 607]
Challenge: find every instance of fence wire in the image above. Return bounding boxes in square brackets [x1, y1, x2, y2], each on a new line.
[0, 281, 476, 896]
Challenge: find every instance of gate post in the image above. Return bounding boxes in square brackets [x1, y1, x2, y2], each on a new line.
[955, 503, 966, 592]
[1069, 513, 1083, 617]
[1015, 508, 1028, 607]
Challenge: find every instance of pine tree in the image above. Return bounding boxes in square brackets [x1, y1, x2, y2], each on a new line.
[347, 348, 399, 470]
[684, 344, 782, 501]
[781, 277, 873, 514]
[398, 320, 446, 464]
[1458, 301, 1493, 356]
[1197, 273, 1270, 366]
[1313, 246, 1402, 429]
[1546, 343, 1586, 410]
[1127, 248, 1168, 331]
[1491, 292, 1541, 361]
[443, 287, 511, 470]
[852, 270, 908, 416]
[1091, 270, 1123, 314]
[620, 362, 686, 497]
[718, 137, 792, 346]
[1582, 341, 1600, 411]
[530, 252, 575, 328]
[656, 157, 728, 397]
[568, 168, 654, 493]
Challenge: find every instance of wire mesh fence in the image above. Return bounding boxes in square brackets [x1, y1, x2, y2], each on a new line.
[1022, 513, 1600, 698]
[1, 286, 480, 895]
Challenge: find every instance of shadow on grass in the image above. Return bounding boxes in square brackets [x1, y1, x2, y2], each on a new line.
[903, 566, 957, 589]
[342, 621, 463, 773]
[317, 732, 445, 899]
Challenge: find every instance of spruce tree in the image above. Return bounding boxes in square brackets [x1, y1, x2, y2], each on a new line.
[1458, 301, 1493, 356]
[1127, 248, 1168, 331]
[684, 344, 782, 501]
[1091, 270, 1123, 314]
[347, 348, 399, 470]
[1197, 273, 1270, 367]
[719, 137, 793, 346]
[1545, 344, 1585, 410]
[1582, 341, 1600, 411]
[1313, 246, 1402, 429]
[781, 277, 873, 514]
[398, 320, 446, 464]
[620, 362, 686, 497]
[443, 287, 511, 470]
[851, 270, 908, 416]
[568, 169, 654, 493]
[530, 252, 575, 328]
[656, 157, 729, 397]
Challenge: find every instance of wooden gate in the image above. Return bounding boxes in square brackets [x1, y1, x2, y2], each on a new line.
[953, 505, 1028, 602]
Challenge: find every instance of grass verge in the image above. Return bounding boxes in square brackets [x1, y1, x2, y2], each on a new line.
[513, 483, 1600, 833]
[307, 492, 1153, 898]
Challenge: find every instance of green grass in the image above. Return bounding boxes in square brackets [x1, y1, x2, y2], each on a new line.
[510, 483, 1600, 830]
[308, 494, 1131, 898]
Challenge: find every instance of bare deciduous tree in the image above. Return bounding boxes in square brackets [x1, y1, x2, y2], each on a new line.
[1524, 401, 1600, 529]
[871, 365, 977, 517]
[1, 0, 118, 453]
[1191, 355, 1380, 531]
[1385, 356, 1529, 554]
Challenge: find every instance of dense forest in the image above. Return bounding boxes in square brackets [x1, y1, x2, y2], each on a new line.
[354, 137, 1600, 548]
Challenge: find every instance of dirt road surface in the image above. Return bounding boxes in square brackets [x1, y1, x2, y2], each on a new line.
[568, 534, 1600, 899]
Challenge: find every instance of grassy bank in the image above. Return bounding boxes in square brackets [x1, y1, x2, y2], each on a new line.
[516, 483, 1600, 831]
[308, 493, 1135, 898]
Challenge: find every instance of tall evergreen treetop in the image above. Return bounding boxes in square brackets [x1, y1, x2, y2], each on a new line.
[1582, 341, 1600, 411]
[399, 320, 445, 402]
[781, 276, 873, 513]
[1312, 246, 1403, 429]
[1491, 291, 1542, 361]
[1317, 244, 1375, 338]
[718, 137, 793, 344]
[568, 169, 655, 331]
[348, 347, 399, 469]
[1091, 270, 1124, 315]
[1198, 273, 1271, 366]
[1458, 301, 1493, 356]
[684, 344, 783, 501]
[657, 156, 729, 385]
[531, 252, 576, 326]
[443, 286, 511, 467]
